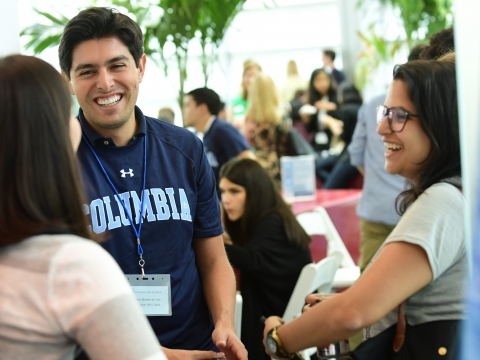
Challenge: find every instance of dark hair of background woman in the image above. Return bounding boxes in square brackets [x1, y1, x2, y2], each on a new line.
[393, 58, 460, 214]
[307, 68, 337, 105]
[0, 55, 92, 245]
[337, 82, 362, 105]
[220, 158, 311, 249]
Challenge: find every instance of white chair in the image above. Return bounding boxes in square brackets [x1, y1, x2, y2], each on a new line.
[278, 255, 340, 360]
[234, 291, 243, 338]
[296, 206, 361, 289]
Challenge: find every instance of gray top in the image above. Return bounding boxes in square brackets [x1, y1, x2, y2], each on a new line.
[348, 94, 405, 225]
[0, 234, 167, 360]
[366, 182, 467, 338]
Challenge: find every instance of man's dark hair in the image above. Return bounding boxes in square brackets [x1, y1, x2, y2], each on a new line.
[393, 59, 460, 214]
[0, 55, 92, 245]
[59, 7, 144, 78]
[323, 50, 336, 61]
[420, 26, 454, 60]
[187, 88, 221, 116]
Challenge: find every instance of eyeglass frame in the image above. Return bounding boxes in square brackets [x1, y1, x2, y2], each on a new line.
[376, 105, 419, 132]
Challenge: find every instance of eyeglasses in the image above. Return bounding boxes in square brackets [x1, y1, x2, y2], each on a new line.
[376, 105, 419, 132]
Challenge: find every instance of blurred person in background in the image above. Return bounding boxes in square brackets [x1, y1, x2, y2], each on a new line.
[157, 107, 175, 124]
[322, 49, 345, 85]
[279, 60, 308, 103]
[228, 60, 262, 130]
[315, 82, 363, 188]
[183, 87, 254, 197]
[300, 68, 340, 157]
[244, 72, 290, 190]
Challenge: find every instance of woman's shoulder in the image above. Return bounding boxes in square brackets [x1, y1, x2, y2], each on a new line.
[420, 181, 464, 207]
[6, 234, 101, 258]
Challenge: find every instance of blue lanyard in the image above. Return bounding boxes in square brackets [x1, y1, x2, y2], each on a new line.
[82, 134, 148, 277]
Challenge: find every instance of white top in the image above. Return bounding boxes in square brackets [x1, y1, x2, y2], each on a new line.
[366, 182, 467, 338]
[0, 234, 167, 360]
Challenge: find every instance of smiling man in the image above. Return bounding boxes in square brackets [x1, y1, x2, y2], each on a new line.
[58, 7, 246, 360]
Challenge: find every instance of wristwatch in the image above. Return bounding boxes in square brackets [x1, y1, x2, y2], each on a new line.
[266, 326, 296, 359]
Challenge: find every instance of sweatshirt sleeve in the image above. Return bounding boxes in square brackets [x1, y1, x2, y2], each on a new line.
[49, 240, 167, 360]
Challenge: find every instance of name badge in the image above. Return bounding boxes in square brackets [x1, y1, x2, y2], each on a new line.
[126, 274, 172, 316]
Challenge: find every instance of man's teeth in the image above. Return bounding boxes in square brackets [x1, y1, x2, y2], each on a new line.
[97, 95, 121, 106]
[384, 142, 402, 150]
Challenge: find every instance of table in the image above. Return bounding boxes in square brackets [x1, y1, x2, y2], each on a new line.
[290, 189, 362, 264]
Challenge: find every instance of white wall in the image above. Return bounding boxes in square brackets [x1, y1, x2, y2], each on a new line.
[1, 0, 20, 56]
[454, 0, 480, 261]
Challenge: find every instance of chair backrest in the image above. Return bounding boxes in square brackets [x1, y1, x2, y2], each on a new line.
[234, 291, 243, 337]
[296, 207, 356, 269]
[282, 255, 339, 323]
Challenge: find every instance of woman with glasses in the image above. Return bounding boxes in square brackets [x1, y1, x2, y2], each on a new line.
[263, 55, 466, 359]
[0, 55, 168, 359]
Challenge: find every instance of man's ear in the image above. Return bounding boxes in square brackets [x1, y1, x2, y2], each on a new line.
[61, 71, 75, 95]
[138, 53, 147, 83]
[199, 103, 210, 115]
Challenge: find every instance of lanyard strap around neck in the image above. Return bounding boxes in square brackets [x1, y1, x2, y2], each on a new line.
[82, 134, 148, 277]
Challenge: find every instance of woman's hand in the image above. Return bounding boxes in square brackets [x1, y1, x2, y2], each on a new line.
[162, 347, 225, 360]
[321, 115, 344, 136]
[262, 316, 285, 357]
[303, 293, 339, 313]
[314, 100, 337, 112]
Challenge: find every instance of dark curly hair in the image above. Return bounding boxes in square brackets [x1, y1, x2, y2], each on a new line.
[420, 26, 454, 60]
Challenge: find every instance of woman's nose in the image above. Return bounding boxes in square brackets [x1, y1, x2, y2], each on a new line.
[377, 116, 391, 136]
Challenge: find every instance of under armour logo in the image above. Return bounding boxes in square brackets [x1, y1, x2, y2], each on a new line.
[120, 169, 134, 178]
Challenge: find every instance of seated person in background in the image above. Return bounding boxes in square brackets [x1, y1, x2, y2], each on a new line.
[289, 89, 308, 124]
[243, 73, 291, 190]
[0, 55, 167, 360]
[157, 107, 175, 124]
[315, 82, 363, 188]
[183, 87, 255, 196]
[220, 158, 312, 360]
[299, 68, 340, 157]
[264, 56, 466, 360]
